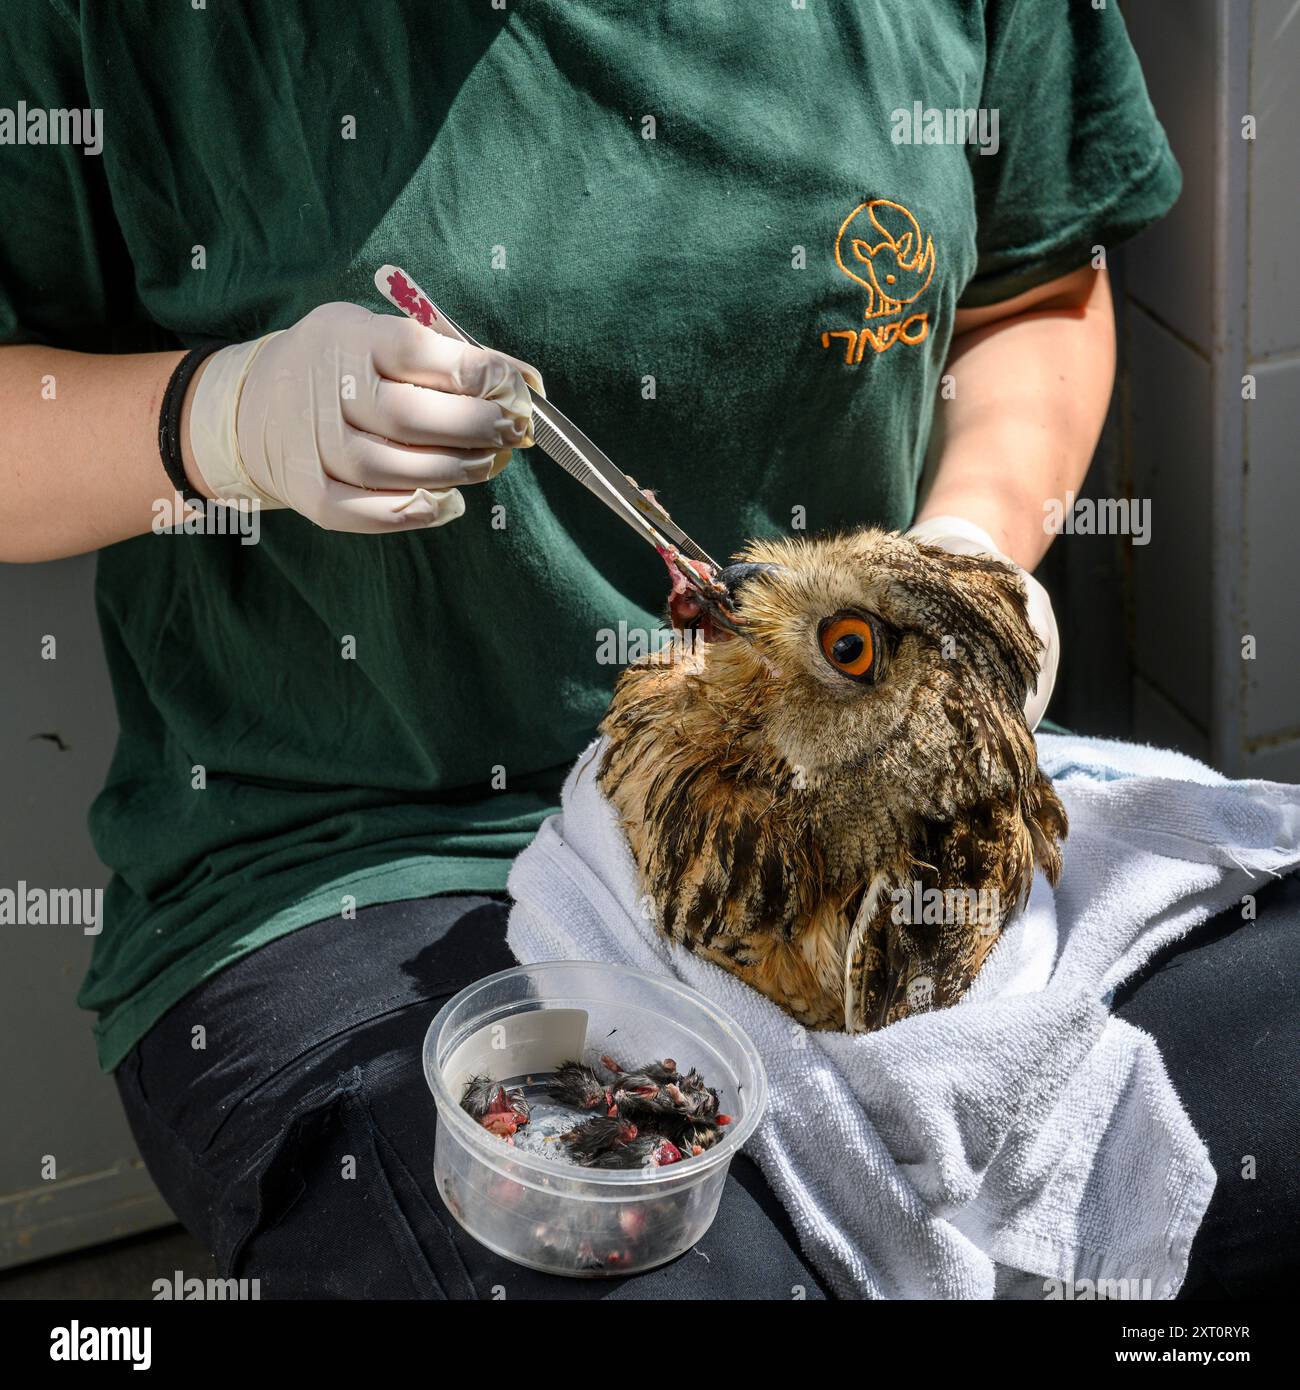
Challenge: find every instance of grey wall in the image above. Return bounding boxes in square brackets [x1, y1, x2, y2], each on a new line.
[0, 555, 174, 1268]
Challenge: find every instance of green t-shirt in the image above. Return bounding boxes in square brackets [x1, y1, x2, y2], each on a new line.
[0, 1, 1179, 1071]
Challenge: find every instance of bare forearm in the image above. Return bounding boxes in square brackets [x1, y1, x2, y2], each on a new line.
[0, 344, 216, 562]
[916, 266, 1115, 571]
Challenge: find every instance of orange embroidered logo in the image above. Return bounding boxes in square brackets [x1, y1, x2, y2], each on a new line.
[821, 199, 936, 363]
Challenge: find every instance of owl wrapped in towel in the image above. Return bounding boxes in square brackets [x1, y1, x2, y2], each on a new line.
[598, 530, 1067, 1034]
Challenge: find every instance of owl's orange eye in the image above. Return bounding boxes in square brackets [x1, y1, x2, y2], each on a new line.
[819, 614, 880, 681]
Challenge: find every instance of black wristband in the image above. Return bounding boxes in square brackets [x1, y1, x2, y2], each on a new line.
[158, 342, 226, 505]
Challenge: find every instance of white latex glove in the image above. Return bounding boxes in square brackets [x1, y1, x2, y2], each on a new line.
[906, 514, 1058, 731]
[186, 302, 543, 533]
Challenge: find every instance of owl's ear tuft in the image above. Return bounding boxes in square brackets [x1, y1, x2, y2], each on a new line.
[901, 544, 1042, 711]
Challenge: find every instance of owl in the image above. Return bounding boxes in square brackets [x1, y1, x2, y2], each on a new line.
[598, 529, 1067, 1033]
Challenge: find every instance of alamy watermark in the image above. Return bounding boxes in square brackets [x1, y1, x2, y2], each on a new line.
[596, 622, 703, 666]
[152, 493, 261, 545]
[1044, 490, 1151, 545]
[890, 882, 1000, 931]
[891, 102, 999, 156]
[49, 1323, 149, 1369]
[1, 102, 102, 156]
[153, 1270, 261, 1300]
[1, 883, 102, 934]
[1043, 1276, 1154, 1300]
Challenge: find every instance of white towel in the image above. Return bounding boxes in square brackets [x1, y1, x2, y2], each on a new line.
[506, 733, 1300, 1299]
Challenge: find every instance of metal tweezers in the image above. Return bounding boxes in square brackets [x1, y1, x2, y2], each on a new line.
[374, 266, 722, 594]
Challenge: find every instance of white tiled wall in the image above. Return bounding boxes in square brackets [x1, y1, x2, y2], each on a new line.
[1128, 304, 1215, 733]
[1121, 0, 1298, 778]
[1124, 0, 1219, 352]
[1247, 0, 1300, 359]
[1244, 358, 1300, 743]
[1241, 0, 1300, 774]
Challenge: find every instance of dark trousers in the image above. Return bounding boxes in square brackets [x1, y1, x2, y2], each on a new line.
[115, 881, 1300, 1299]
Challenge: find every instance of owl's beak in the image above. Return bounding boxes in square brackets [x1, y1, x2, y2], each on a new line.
[666, 561, 784, 644]
[718, 562, 783, 601]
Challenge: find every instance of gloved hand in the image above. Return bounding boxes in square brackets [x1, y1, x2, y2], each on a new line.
[185, 302, 544, 533]
[906, 514, 1058, 731]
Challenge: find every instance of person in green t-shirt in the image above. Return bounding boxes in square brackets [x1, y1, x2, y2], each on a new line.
[12, 2, 1264, 1298]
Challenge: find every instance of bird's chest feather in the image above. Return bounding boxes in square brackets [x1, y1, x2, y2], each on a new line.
[598, 681, 885, 1027]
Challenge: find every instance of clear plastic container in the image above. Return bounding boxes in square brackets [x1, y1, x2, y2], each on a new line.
[423, 960, 767, 1277]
